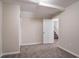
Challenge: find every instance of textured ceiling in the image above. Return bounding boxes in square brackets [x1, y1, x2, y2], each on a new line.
[29, 0, 79, 8]
[2, 0, 79, 18]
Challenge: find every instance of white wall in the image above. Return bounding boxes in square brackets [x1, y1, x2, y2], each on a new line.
[2, 3, 20, 53]
[21, 12, 43, 45]
[0, 0, 2, 57]
[58, 1, 79, 57]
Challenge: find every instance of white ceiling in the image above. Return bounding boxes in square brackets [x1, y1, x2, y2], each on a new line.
[30, 0, 79, 8]
[2, 0, 79, 18]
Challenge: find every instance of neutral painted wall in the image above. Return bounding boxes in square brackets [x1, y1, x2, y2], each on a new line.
[21, 12, 43, 45]
[58, 1, 79, 56]
[0, 0, 2, 56]
[2, 3, 20, 53]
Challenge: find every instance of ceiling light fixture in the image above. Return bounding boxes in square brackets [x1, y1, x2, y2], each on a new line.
[29, 0, 48, 3]
[30, 0, 64, 10]
[39, 2, 64, 10]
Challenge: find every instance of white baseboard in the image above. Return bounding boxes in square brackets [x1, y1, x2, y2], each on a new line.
[21, 42, 42, 46]
[58, 45, 79, 58]
[2, 51, 20, 56]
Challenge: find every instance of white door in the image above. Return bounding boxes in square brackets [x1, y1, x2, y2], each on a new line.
[43, 19, 54, 44]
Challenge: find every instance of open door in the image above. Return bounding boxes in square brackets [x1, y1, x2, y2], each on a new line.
[43, 19, 54, 44]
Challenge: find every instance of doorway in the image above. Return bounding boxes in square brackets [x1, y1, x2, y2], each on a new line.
[43, 18, 59, 44]
[43, 19, 54, 44]
[53, 18, 59, 43]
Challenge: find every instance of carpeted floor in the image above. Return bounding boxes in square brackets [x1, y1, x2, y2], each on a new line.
[2, 42, 76, 58]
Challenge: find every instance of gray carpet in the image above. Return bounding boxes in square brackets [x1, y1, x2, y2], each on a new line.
[2, 43, 76, 58]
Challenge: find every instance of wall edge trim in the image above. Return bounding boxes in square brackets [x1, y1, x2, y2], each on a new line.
[2, 51, 20, 57]
[20, 42, 42, 46]
[58, 45, 79, 58]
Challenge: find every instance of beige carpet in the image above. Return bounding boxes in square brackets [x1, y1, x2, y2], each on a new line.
[2, 43, 76, 58]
